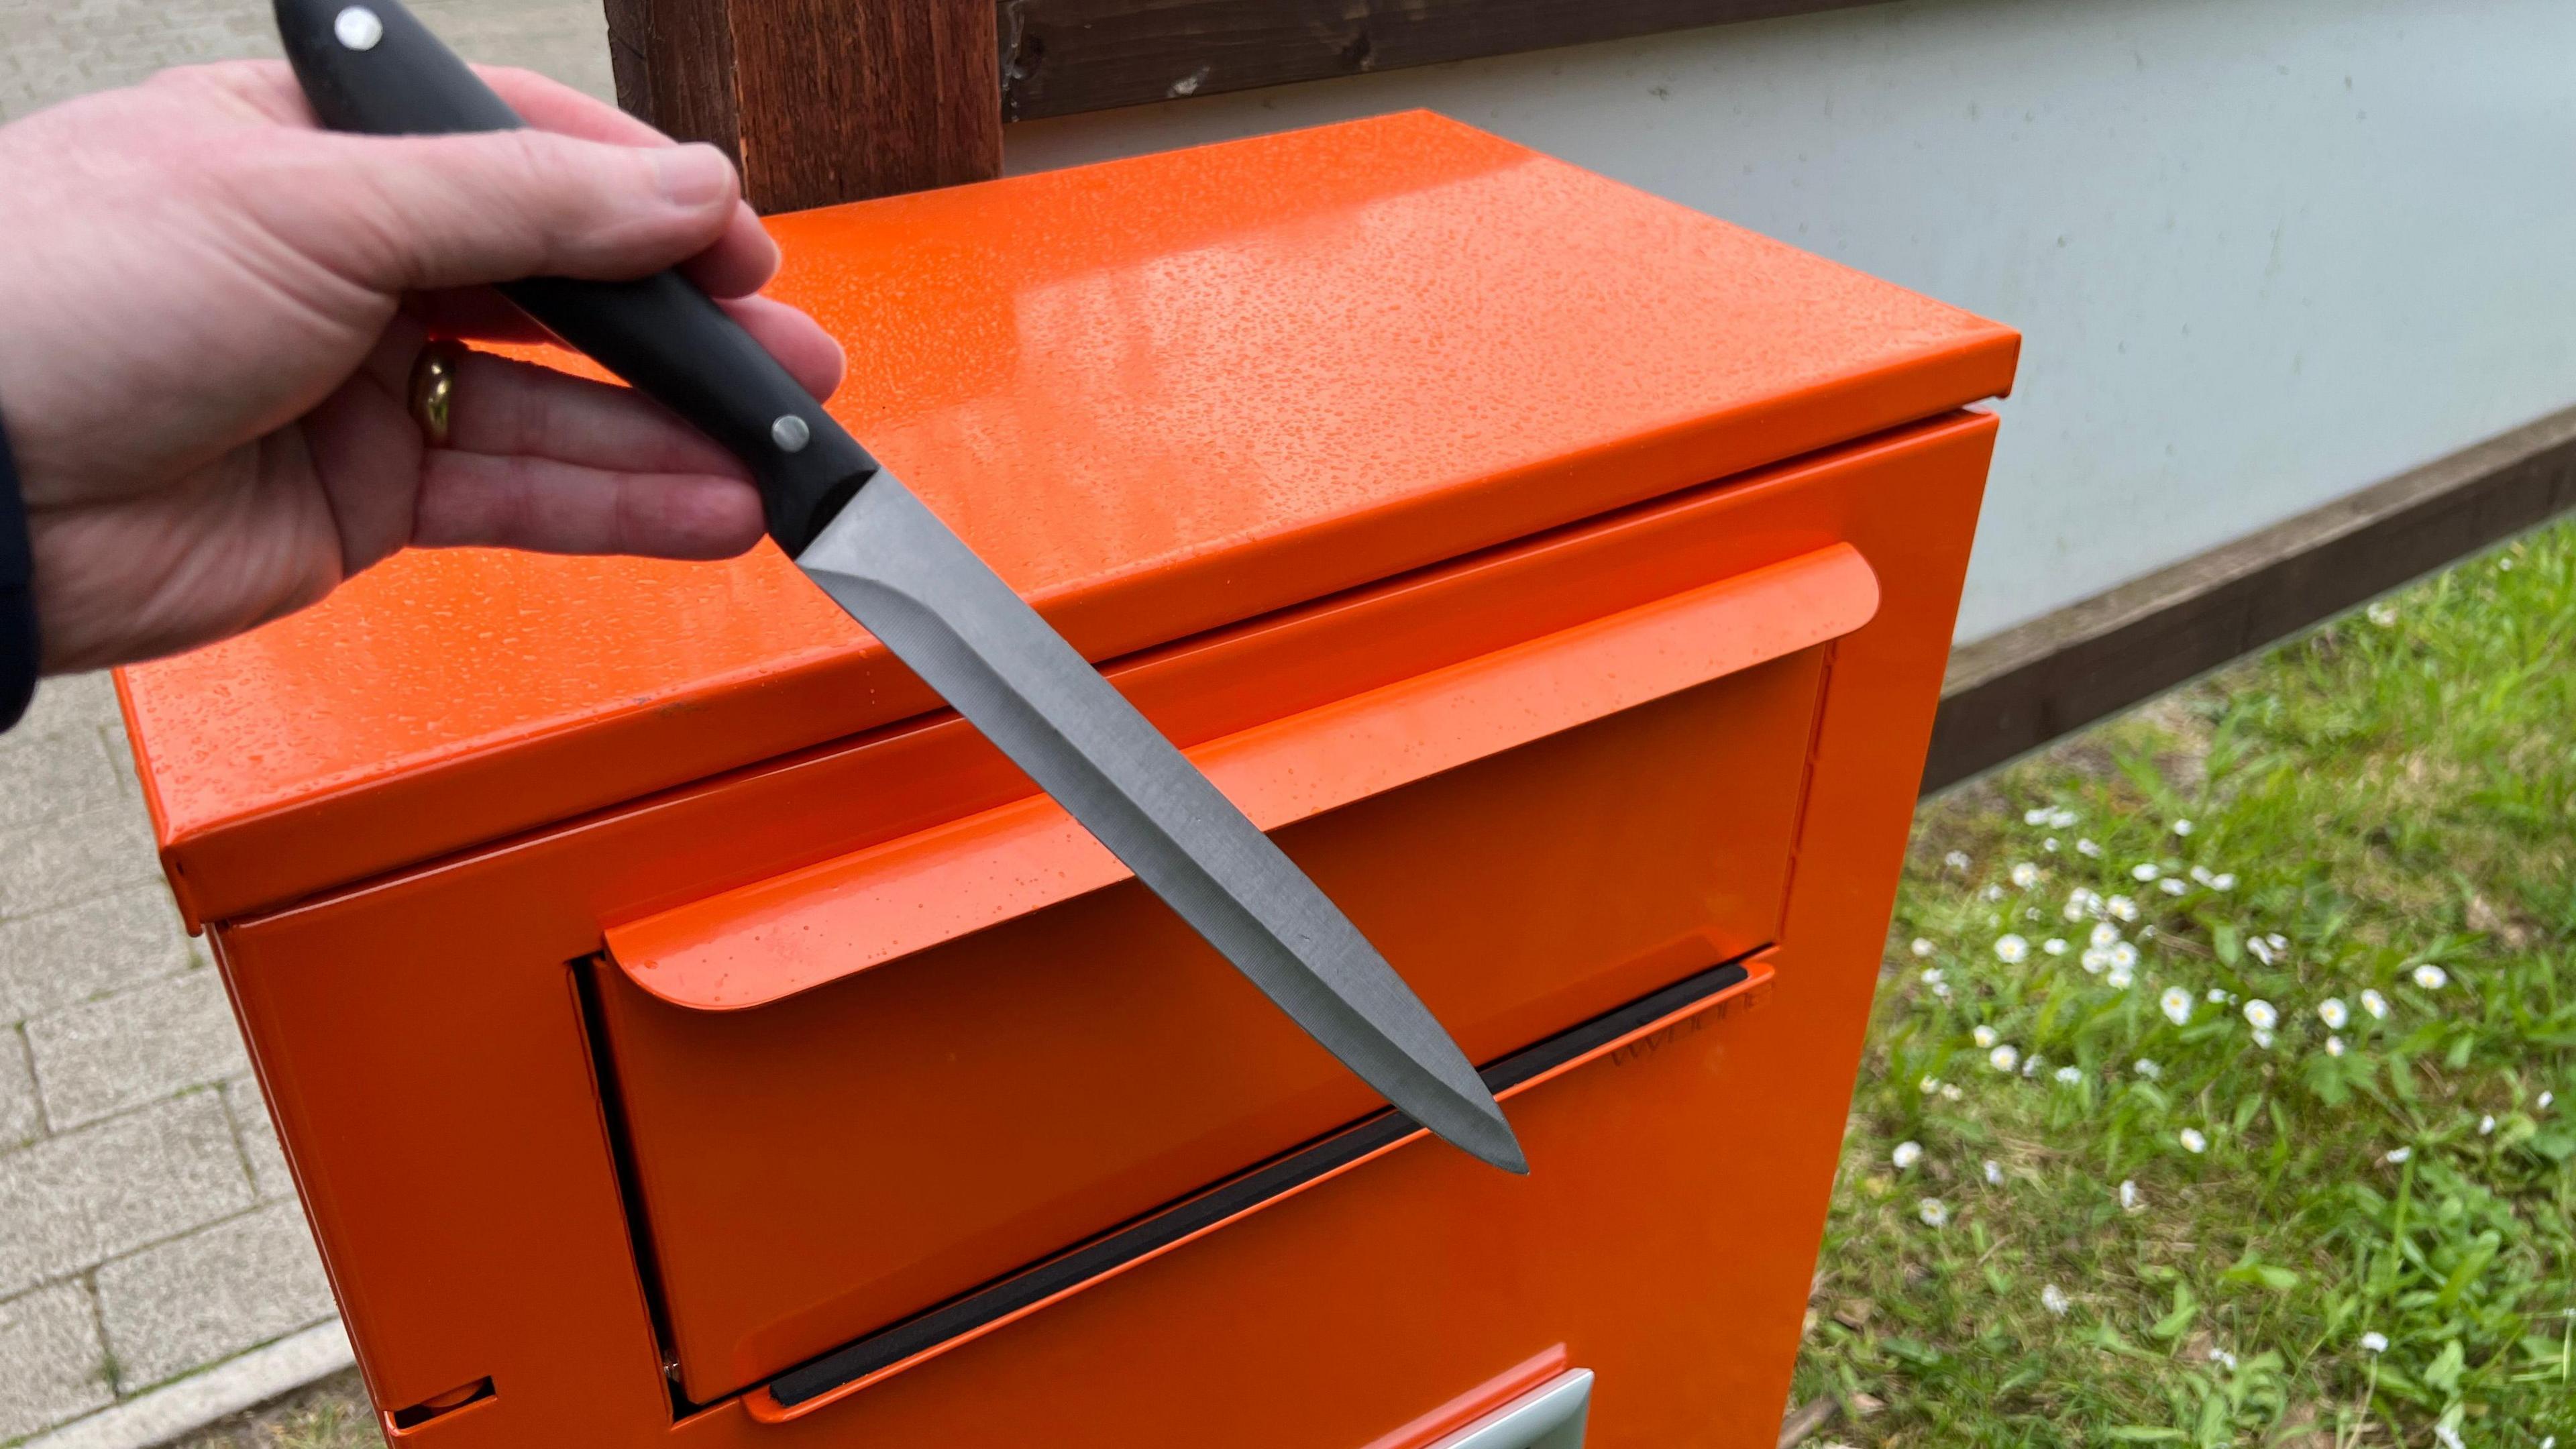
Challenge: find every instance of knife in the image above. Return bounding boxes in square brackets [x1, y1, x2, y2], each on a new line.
[274, 0, 1525, 1174]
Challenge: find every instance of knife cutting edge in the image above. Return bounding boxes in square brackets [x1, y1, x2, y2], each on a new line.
[272, 0, 1526, 1174]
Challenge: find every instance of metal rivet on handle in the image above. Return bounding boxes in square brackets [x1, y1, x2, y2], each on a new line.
[333, 6, 384, 49]
[771, 415, 812, 453]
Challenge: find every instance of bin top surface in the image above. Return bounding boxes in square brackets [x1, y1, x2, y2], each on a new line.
[119, 111, 2017, 922]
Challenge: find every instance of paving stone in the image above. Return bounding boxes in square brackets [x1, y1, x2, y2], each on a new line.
[14, 672, 118, 741]
[0, 1093, 253, 1299]
[0, 886, 196, 1026]
[224, 1075, 295, 1203]
[0, 1281, 112, 1441]
[0, 798, 164, 916]
[28, 971, 249, 1130]
[97, 1202, 336, 1391]
[0, 724, 126, 833]
[0, 1028, 39, 1149]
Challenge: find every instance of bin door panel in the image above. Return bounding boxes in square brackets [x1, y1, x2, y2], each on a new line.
[595, 545, 1850, 1399]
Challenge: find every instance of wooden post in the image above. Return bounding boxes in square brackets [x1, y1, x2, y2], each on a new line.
[604, 0, 1002, 213]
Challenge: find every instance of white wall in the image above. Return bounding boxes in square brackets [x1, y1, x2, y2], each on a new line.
[1004, 0, 2576, 642]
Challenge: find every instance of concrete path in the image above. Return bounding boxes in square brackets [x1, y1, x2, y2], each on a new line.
[1, 3, 614, 1442]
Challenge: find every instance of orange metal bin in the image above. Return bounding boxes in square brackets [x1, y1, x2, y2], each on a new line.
[117, 113, 2017, 1446]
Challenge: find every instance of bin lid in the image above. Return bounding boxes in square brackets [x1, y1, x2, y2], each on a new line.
[119, 111, 2017, 924]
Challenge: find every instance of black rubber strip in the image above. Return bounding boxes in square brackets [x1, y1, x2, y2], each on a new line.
[765, 949, 1762, 1409]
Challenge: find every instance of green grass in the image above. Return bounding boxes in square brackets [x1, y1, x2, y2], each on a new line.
[1792, 520, 2576, 1447]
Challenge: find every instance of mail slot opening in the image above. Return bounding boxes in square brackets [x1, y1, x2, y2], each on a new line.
[591, 627, 1836, 1403]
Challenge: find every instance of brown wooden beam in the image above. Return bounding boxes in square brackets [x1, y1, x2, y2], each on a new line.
[1923, 404, 2576, 795]
[1000, 0, 1888, 121]
[606, 0, 1002, 213]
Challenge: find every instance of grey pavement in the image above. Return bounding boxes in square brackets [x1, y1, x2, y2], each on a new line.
[0, 3, 617, 1441]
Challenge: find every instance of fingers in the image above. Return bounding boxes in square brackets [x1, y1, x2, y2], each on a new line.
[412, 451, 766, 559]
[441, 353, 745, 477]
[721, 295, 848, 402]
[285, 125, 744, 292]
[400, 296, 844, 402]
[476, 67, 780, 298]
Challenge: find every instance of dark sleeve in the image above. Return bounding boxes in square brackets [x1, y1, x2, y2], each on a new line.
[0, 411, 38, 732]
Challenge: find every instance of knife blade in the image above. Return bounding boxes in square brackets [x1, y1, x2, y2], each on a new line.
[273, 0, 1525, 1174]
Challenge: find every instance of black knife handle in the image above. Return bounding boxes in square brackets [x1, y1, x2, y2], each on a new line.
[273, 0, 875, 555]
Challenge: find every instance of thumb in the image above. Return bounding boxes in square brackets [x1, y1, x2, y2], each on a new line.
[280, 127, 744, 293]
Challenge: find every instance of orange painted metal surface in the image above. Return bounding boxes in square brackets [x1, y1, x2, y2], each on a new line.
[179, 415, 1996, 1447]
[610, 543, 1875, 1012]
[119, 111, 2014, 927]
[115, 114, 2015, 1448]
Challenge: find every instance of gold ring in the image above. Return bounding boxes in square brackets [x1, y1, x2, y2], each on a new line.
[408, 339, 469, 448]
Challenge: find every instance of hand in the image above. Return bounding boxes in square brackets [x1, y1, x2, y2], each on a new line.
[0, 61, 845, 673]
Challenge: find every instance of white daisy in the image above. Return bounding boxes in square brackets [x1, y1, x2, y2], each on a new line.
[1988, 1044, 2020, 1073]
[1940, 1083, 1963, 1101]
[2542, 1091, 2556, 1110]
[2107, 896, 2139, 922]
[2090, 922, 2122, 949]
[2383, 1146, 2412, 1164]
[1932, 981, 1951, 999]
[2076, 838, 2104, 858]
[2134, 1059, 2161, 1078]
[2210, 873, 2236, 890]
[2190, 865, 2214, 885]
[2317, 998, 2349, 1030]
[1918, 1197, 1949, 1228]
[2048, 808, 2078, 829]
[2043, 837, 2060, 853]
[2367, 601, 2398, 627]
[2209, 1346, 2238, 1371]
[2179, 1128, 2207, 1154]
[2055, 1066, 2082, 1085]
[2479, 1114, 2496, 1136]
[1994, 934, 2029, 964]
[2010, 862, 2041, 889]
[2080, 947, 2111, 975]
[2252, 1028, 2275, 1049]
[2023, 807, 2052, 826]
[2022, 1054, 2044, 1077]
[2118, 1179, 2142, 1210]
[1892, 1141, 1923, 1169]
[2041, 938, 2069, 956]
[1911, 937, 1936, 958]
[1973, 1025, 1998, 1049]
[1983, 883, 2006, 902]
[1982, 1159, 2004, 1185]
[2247, 936, 2277, 966]
[2206, 987, 2235, 1004]
[2326, 1035, 2346, 1057]
[2041, 1283, 2070, 1316]
[2359, 1330, 2388, 1354]
[2172, 820, 2194, 837]
[2243, 1000, 2278, 1031]
[1919, 1075, 1943, 1095]
[1943, 850, 1972, 871]
[2160, 987, 2194, 1026]
[2109, 943, 2139, 969]
[2361, 988, 2389, 1020]
[2159, 877, 2188, 896]
[2412, 963, 2449, 990]
[2131, 863, 2161, 883]
[2106, 963, 2135, 989]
